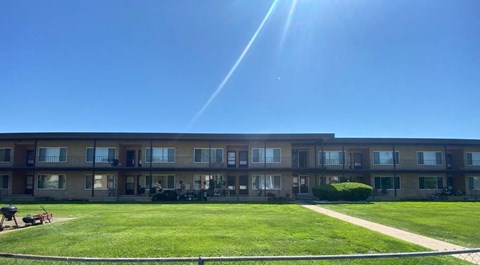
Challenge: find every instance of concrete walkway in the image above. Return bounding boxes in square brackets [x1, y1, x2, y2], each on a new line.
[300, 204, 479, 263]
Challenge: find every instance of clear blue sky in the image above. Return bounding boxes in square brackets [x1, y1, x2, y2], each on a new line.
[1, 0, 479, 138]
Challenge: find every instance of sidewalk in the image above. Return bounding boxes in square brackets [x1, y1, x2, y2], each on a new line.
[300, 204, 479, 263]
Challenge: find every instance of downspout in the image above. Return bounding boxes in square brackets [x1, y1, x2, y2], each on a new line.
[393, 144, 397, 197]
[32, 139, 38, 197]
[92, 139, 97, 198]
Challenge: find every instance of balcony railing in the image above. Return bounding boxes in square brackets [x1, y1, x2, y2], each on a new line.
[2, 156, 480, 171]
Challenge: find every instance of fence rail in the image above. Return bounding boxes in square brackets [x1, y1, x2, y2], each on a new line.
[1, 248, 479, 264]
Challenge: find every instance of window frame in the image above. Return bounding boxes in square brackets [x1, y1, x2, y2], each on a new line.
[38, 147, 68, 163]
[469, 176, 480, 190]
[417, 151, 443, 165]
[86, 147, 116, 163]
[319, 151, 345, 165]
[251, 148, 281, 163]
[37, 174, 66, 190]
[193, 148, 224, 163]
[0, 148, 12, 163]
[466, 152, 480, 166]
[374, 176, 401, 190]
[145, 174, 175, 190]
[419, 176, 444, 190]
[1, 175, 8, 189]
[251, 174, 281, 190]
[145, 147, 175, 163]
[372, 151, 399, 165]
[84, 174, 115, 190]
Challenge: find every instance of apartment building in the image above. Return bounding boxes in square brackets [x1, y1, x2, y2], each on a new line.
[1, 132, 480, 201]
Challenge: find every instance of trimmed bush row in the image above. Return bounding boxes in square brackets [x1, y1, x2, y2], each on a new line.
[312, 182, 373, 201]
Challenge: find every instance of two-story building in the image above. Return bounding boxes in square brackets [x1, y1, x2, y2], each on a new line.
[1, 132, 479, 201]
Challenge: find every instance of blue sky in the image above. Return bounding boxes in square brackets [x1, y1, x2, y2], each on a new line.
[1, 0, 479, 138]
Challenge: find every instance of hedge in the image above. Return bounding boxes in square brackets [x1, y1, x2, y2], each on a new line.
[312, 182, 373, 201]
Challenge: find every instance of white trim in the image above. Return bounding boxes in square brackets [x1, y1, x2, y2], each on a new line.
[85, 147, 116, 163]
[319, 150, 344, 165]
[145, 147, 176, 163]
[38, 147, 68, 163]
[251, 148, 281, 163]
[372, 151, 399, 165]
[36, 174, 67, 190]
[251, 174, 282, 190]
[193, 148, 224, 164]
[416, 151, 443, 166]
[84, 174, 116, 190]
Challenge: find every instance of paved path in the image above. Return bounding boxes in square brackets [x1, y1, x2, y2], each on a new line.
[300, 204, 479, 264]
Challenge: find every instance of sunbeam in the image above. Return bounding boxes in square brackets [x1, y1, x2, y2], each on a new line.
[187, 0, 279, 128]
[278, 0, 298, 51]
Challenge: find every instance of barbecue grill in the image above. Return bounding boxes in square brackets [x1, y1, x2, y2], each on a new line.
[0, 205, 19, 231]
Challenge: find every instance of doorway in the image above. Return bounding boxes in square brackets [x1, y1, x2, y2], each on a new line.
[125, 176, 135, 195]
[126, 150, 136, 167]
[239, 175, 248, 195]
[25, 175, 33, 195]
[293, 175, 309, 194]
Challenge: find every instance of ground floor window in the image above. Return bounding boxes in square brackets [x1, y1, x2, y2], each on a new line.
[419, 176, 443, 190]
[146, 175, 175, 190]
[374, 176, 400, 190]
[85, 175, 115, 190]
[251, 175, 281, 190]
[193, 174, 224, 190]
[37, 174, 66, 190]
[468, 177, 480, 190]
[1, 175, 8, 189]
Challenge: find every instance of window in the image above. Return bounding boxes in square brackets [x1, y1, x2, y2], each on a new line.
[419, 176, 443, 190]
[320, 151, 345, 165]
[373, 151, 399, 165]
[193, 174, 224, 190]
[324, 176, 349, 184]
[417, 151, 442, 165]
[86, 147, 116, 163]
[146, 175, 175, 189]
[466, 152, 480, 166]
[0, 148, 11, 162]
[469, 177, 480, 190]
[251, 175, 281, 190]
[145, 148, 175, 163]
[252, 148, 281, 163]
[85, 175, 115, 190]
[39, 147, 67, 162]
[37, 174, 66, 190]
[1, 175, 8, 189]
[194, 148, 223, 163]
[374, 176, 400, 190]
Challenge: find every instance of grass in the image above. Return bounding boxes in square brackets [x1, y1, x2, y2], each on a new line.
[321, 201, 480, 248]
[0, 202, 470, 264]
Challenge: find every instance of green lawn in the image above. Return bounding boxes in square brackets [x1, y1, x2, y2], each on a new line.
[0, 202, 469, 264]
[322, 201, 480, 248]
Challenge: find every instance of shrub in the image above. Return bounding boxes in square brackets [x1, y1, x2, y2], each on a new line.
[312, 182, 372, 201]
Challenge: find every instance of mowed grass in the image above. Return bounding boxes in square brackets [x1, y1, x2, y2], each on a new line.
[0, 202, 469, 264]
[322, 201, 480, 248]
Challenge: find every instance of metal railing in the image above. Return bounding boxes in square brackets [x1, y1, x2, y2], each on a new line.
[0, 248, 479, 264]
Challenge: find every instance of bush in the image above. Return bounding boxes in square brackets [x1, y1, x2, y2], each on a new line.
[312, 182, 372, 201]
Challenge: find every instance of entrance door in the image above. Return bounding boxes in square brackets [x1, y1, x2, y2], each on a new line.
[26, 150, 35, 167]
[354, 153, 363, 169]
[227, 176, 236, 196]
[293, 176, 309, 194]
[25, 175, 33, 194]
[125, 176, 135, 195]
[239, 175, 248, 195]
[126, 150, 136, 167]
[299, 150, 308, 168]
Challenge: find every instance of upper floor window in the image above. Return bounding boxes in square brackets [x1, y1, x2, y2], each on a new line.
[417, 151, 442, 165]
[320, 151, 345, 165]
[373, 151, 399, 165]
[194, 148, 223, 163]
[0, 148, 11, 162]
[466, 152, 480, 166]
[419, 176, 443, 190]
[37, 174, 66, 190]
[86, 147, 116, 163]
[146, 148, 175, 163]
[252, 148, 281, 163]
[85, 174, 115, 190]
[39, 147, 67, 162]
[1, 175, 8, 189]
[251, 174, 281, 190]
